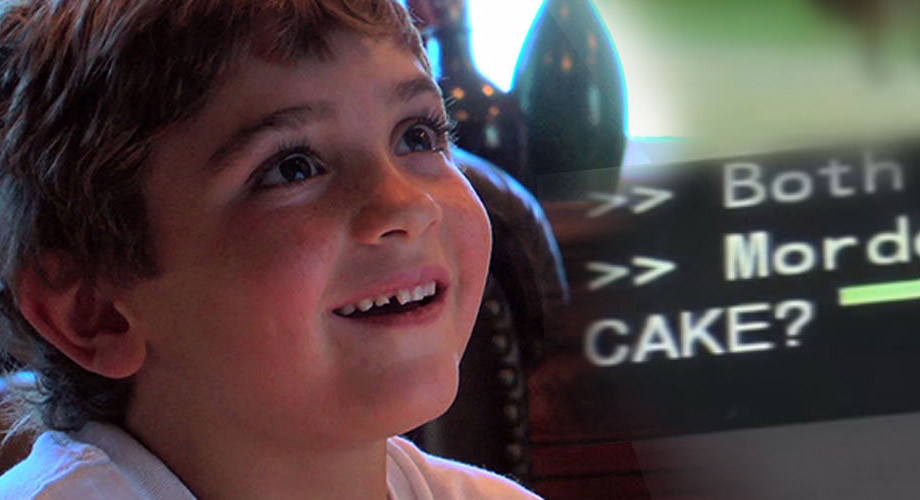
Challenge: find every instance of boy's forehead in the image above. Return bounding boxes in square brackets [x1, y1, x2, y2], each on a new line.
[148, 32, 441, 177]
[243, 28, 428, 75]
[217, 32, 434, 103]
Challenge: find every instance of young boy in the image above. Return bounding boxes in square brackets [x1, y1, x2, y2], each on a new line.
[0, 0, 540, 498]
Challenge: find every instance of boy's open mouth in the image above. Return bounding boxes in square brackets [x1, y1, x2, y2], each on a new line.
[334, 281, 441, 318]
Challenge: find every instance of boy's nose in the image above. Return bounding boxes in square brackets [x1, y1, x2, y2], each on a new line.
[350, 161, 443, 245]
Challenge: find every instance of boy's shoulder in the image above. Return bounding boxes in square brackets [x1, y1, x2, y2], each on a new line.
[0, 422, 193, 500]
[386, 436, 543, 500]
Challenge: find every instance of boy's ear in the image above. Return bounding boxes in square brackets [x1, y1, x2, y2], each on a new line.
[15, 254, 146, 379]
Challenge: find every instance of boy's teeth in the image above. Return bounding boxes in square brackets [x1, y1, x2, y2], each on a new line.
[336, 281, 439, 316]
[397, 289, 413, 305]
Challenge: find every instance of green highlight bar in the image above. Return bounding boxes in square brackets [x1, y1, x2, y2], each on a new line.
[839, 279, 920, 307]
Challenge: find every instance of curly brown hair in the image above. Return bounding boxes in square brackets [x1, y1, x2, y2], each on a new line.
[0, 0, 429, 432]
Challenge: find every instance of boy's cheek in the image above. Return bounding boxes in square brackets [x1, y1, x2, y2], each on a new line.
[446, 192, 492, 326]
[211, 207, 338, 277]
[128, 220, 336, 336]
[455, 193, 492, 273]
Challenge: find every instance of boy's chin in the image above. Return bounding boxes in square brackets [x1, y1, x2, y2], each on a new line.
[371, 362, 461, 439]
[398, 383, 459, 436]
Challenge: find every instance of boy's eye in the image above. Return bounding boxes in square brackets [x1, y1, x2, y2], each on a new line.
[256, 151, 326, 189]
[395, 122, 445, 156]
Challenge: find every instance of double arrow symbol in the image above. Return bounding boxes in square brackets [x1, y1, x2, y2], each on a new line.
[587, 257, 677, 290]
[586, 186, 673, 218]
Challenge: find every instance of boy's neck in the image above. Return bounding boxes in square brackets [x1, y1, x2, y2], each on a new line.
[126, 406, 390, 500]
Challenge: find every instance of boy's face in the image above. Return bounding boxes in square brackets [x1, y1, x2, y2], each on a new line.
[116, 32, 491, 447]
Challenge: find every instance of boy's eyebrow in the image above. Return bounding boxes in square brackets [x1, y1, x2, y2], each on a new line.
[391, 76, 442, 104]
[208, 103, 333, 173]
[207, 77, 441, 174]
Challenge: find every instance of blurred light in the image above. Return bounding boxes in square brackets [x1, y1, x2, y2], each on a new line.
[561, 54, 573, 72]
[468, 0, 542, 92]
[427, 37, 442, 81]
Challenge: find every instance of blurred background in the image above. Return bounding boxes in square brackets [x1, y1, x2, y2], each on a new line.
[400, 1, 920, 499]
[459, 0, 920, 161]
